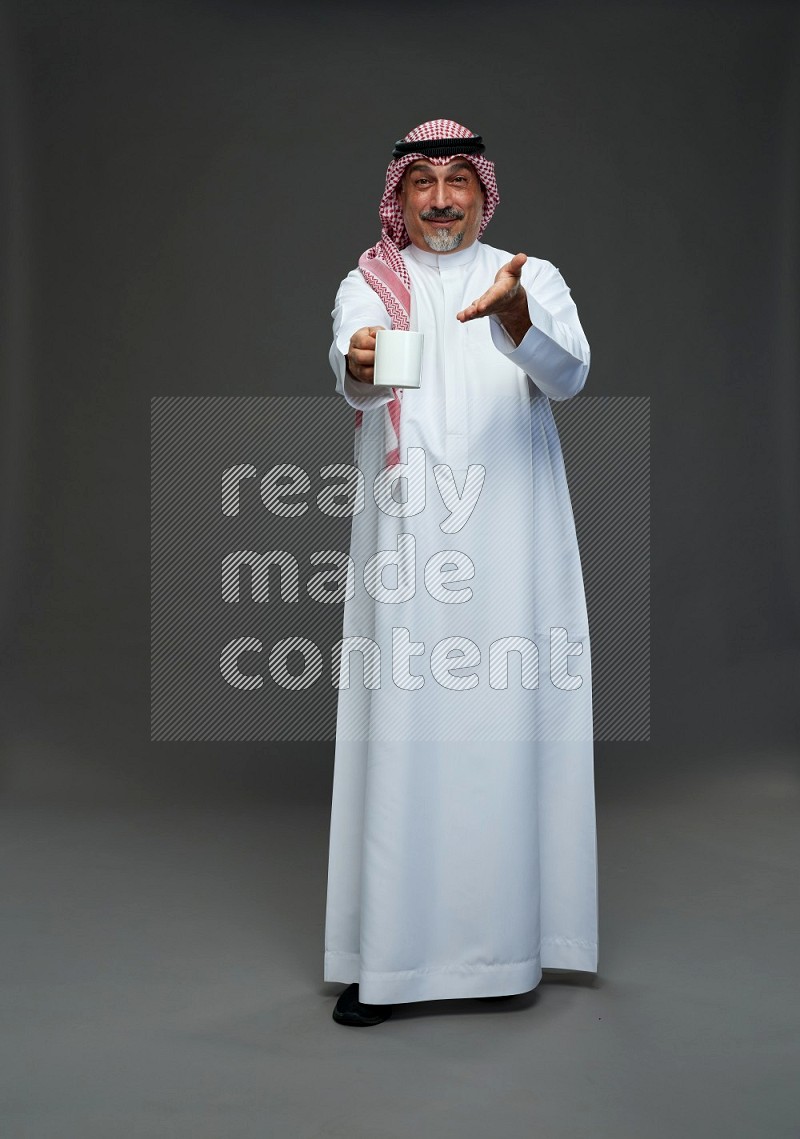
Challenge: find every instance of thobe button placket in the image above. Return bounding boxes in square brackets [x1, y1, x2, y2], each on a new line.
[440, 260, 469, 470]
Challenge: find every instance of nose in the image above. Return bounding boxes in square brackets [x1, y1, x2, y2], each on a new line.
[431, 179, 451, 209]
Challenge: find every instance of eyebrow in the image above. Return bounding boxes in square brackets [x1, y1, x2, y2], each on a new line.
[406, 161, 474, 176]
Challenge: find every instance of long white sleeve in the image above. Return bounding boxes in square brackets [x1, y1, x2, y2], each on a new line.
[488, 259, 590, 401]
[329, 269, 395, 411]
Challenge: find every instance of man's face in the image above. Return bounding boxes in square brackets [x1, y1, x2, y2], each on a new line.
[397, 159, 484, 254]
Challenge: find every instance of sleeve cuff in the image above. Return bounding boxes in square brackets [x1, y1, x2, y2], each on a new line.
[489, 297, 590, 401]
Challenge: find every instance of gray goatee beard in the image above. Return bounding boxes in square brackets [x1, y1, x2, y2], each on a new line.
[422, 229, 465, 253]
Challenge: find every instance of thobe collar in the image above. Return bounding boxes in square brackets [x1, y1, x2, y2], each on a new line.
[404, 239, 482, 271]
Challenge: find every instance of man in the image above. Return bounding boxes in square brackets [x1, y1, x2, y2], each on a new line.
[324, 120, 598, 1027]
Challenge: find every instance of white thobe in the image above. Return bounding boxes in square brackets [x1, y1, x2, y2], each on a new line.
[323, 239, 598, 1004]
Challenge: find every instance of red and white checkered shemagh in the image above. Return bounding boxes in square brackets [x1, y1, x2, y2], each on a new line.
[354, 119, 500, 467]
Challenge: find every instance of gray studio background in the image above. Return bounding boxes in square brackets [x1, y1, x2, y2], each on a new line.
[1, 3, 798, 1138]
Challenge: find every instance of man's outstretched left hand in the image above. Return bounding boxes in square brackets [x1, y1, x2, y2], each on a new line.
[456, 252, 533, 346]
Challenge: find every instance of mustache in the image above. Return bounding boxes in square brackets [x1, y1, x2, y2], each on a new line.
[420, 207, 465, 221]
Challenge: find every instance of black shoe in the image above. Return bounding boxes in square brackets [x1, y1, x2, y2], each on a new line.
[477, 994, 516, 1001]
[332, 983, 393, 1027]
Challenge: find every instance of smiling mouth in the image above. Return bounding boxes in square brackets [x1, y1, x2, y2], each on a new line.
[421, 211, 464, 226]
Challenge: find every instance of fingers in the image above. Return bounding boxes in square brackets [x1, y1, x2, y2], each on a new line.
[456, 271, 523, 322]
[346, 355, 374, 383]
[348, 361, 374, 382]
[497, 253, 527, 282]
[460, 287, 502, 320]
[347, 343, 375, 381]
[456, 298, 482, 322]
[347, 325, 385, 383]
[350, 325, 383, 350]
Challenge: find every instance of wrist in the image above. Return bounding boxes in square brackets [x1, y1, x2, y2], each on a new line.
[498, 290, 532, 347]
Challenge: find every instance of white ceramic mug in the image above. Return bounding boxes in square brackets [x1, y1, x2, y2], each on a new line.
[373, 330, 424, 389]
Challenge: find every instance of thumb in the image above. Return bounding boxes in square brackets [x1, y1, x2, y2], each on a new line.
[507, 252, 528, 276]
